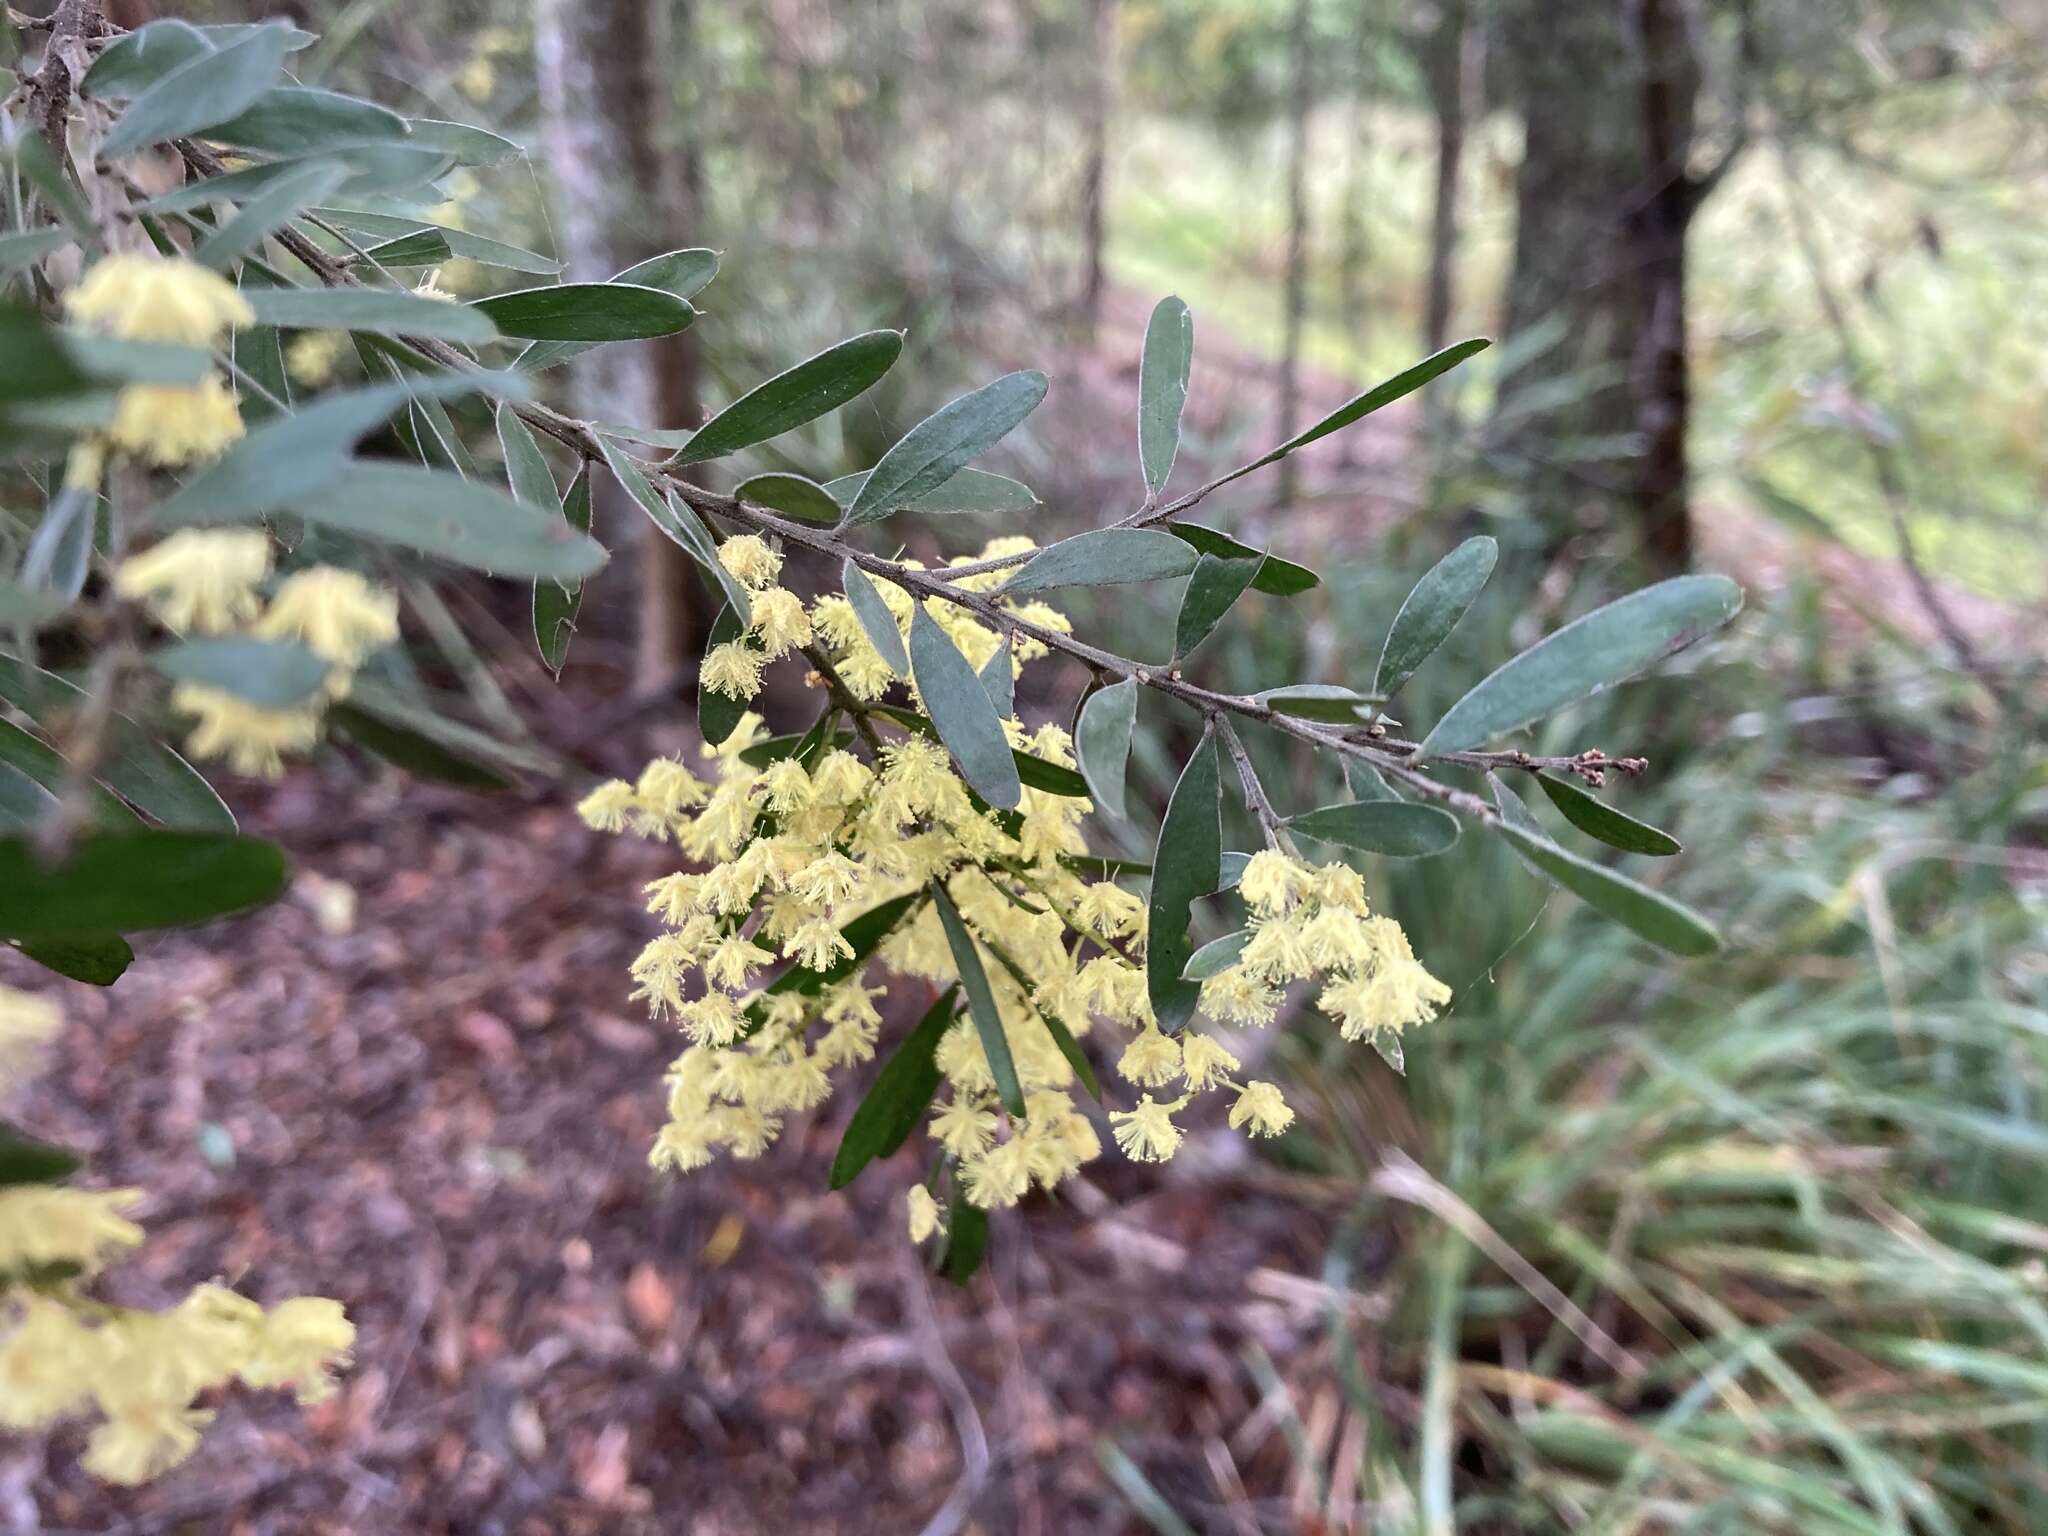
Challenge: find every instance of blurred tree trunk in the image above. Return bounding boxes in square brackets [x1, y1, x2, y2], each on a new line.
[535, 0, 700, 692]
[1491, 0, 1703, 571]
[1274, 0, 1313, 510]
[1334, 0, 1375, 471]
[1416, 0, 1477, 442]
[1076, 0, 1116, 339]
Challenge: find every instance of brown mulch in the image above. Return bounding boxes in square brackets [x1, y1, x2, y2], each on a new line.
[5, 738, 1390, 1536]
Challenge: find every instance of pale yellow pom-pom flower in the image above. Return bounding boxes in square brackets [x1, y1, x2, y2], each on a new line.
[1227, 1080, 1295, 1138]
[748, 586, 813, 657]
[0, 1187, 144, 1277]
[257, 567, 401, 673]
[240, 1296, 356, 1405]
[906, 1185, 944, 1243]
[1179, 1032, 1240, 1092]
[171, 684, 320, 779]
[285, 329, 347, 387]
[717, 534, 783, 590]
[1116, 1026, 1181, 1088]
[107, 375, 245, 467]
[0, 985, 61, 1089]
[65, 253, 253, 345]
[701, 640, 766, 700]
[114, 528, 271, 634]
[577, 780, 638, 833]
[931, 1095, 996, 1159]
[0, 1297, 98, 1429]
[1109, 1095, 1183, 1163]
[80, 1392, 213, 1487]
[1238, 849, 1310, 916]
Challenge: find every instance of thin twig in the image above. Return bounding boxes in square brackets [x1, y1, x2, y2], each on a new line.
[901, 1249, 993, 1536]
[1218, 716, 1291, 850]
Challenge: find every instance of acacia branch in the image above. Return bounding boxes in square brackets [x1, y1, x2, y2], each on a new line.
[153, 130, 1652, 834]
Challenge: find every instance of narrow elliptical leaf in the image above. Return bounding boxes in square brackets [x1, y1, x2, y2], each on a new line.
[1375, 535, 1497, 698]
[908, 606, 1021, 809]
[1138, 295, 1193, 496]
[1421, 576, 1743, 756]
[671, 329, 904, 466]
[1536, 773, 1682, 856]
[845, 371, 1048, 527]
[1075, 677, 1137, 823]
[842, 561, 909, 675]
[830, 985, 960, 1189]
[931, 882, 1025, 1118]
[1147, 731, 1222, 1034]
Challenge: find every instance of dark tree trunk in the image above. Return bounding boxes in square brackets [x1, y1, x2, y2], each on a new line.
[1274, 0, 1314, 510]
[1420, 0, 1467, 362]
[536, 0, 701, 692]
[1418, 0, 1477, 444]
[1334, 0, 1375, 470]
[1492, 0, 1704, 572]
[1076, 0, 1115, 339]
[1629, 0, 1701, 572]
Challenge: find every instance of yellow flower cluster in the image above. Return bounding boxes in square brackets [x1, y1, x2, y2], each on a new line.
[579, 540, 1440, 1248]
[0, 985, 61, 1086]
[1200, 849, 1452, 1050]
[285, 329, 348, 388]
[65, 254, 254, 467]
[113, 530, 400, 778]
[808, 535, 1075, 702]
[0, 997, 354, 1486]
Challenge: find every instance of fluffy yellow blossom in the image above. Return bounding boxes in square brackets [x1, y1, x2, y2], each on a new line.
[257, 567, 401, 673]
[932, 1095, 996, 1159]
[171, 684, 321, 779]
[113, 529, 271, 634]
[121, 549, 391, 777]
[1179, 1032, 1240, 1091]
[701, 640, 766, 701]
[906, 1185, 944, 1243]
[1228, 1080, 1295, 1137]
[66, 253, 253, 345]
[810, 593, 868, 651]
[1205, 850, 1449, 1048]
[1110, 1096, 1184, 1162]
[577, 779, 638, 833]
[0, 1276, 355, 1486]
[1197, 965, 1280, 1027]
[285, 329, 347, 387]
[0, 985, 61, 1087]
[718, 534, 783, 590]
[1317, 925, 1453, 1042]
[0, 1297, 96, 1428]
[1117, 1025, 1181, 1087]
[81, 1391, 212, 1486]
[0, 1186, 144, 1275]
[107, 375, 245, 466]
[748, 586, 813, 657]
[65, 258, 254, 467]
[1239, 848, 1311, 915]
[238, 1296, 356, 1404]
